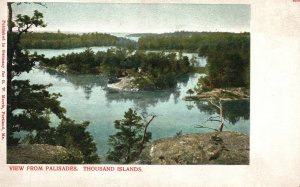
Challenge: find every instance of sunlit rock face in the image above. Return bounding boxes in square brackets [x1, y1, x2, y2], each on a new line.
[137, 131, 249, 165]
[107, 76, 139, 91]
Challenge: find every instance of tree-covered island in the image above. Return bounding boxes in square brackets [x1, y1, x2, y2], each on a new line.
[40, 48, 193, 90]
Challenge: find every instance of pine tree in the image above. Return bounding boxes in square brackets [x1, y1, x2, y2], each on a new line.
[7, 3, 100, 164]
[107, 108, 152, 163]
[7, 4, 56, 145]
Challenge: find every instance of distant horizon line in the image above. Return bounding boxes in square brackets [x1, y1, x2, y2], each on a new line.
[25, 30, 250, 34]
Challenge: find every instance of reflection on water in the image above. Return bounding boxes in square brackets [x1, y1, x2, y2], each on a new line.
[19, 48, 249, 160]
[42, 67, 189, 109]
[194, 100, 250, 124]
[105, 89, 181, 112]
[42, 68, 108, 99]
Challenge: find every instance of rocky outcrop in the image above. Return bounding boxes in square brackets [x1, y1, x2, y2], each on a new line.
[7, 144, 78, 164]
[56, 64, 69, 73]
[137, 131, 249, 165]
[183, 87, 250, 101]
[107, 76, 139, 91]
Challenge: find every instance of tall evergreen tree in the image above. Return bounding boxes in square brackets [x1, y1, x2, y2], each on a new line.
[7, 3, 100, 163]
[107, 108, 152, 163]
[7, 3, 54, 145]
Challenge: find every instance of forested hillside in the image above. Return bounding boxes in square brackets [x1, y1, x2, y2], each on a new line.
[20, 32, 137, 49]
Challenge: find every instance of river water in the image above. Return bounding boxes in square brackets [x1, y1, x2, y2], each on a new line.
[18, 47, 250, 160]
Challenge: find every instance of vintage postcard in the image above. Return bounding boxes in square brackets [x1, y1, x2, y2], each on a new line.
[0, 0, 299, 186]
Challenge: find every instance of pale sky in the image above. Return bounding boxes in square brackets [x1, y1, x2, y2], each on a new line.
[12, 3, 250, 33]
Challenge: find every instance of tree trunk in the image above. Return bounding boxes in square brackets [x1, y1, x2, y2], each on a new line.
[208, 98, 224, 132]
[219, 100, 223, 132]
[6, 3, 14, 144]
[139, 115, 156, 154]
[125, 125, 133, 163]
[125, 144, 131, 164]
[7, 3, 13, 115]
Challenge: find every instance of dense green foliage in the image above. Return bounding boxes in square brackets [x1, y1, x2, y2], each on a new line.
[9, 81, 65, 138]
[55, 119, 100, 163]
[22, 30, 249, 90]
[41, 48, 192, 89]
[137, 31, 247, 52]
[24, 119, 100, 164]
[7, 6, 99, 164]
[107, 108, 151, 163]
[20, 32, 137, 49]
[137, 31, 250, 89]
[8, 8, 50, 145]
[197, 33, 250, 89]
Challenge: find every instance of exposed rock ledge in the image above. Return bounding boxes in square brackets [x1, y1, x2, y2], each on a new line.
[7, 144, 73, 164]
[107, 76, 139, 91]
[136, 131, 249, 165]
[183, 87, 250, 101]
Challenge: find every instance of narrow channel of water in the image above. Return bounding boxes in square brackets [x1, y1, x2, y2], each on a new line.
[17, 47, 250, 160]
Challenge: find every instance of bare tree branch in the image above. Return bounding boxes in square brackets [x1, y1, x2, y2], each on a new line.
[208, 97, 221, 110]
[18, 23, 34, 37]
[201, 97, 224, 132]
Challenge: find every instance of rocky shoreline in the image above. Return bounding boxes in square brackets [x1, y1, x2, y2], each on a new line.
[107, 76, 139, 91]
[41, 65, 140, 92]
[183, 87, 250, 101]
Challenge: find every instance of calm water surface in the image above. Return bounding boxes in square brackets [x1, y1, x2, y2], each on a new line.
[19, 47, 250, 160]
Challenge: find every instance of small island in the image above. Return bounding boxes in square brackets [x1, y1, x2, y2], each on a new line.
[41, 48, 192, 91]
